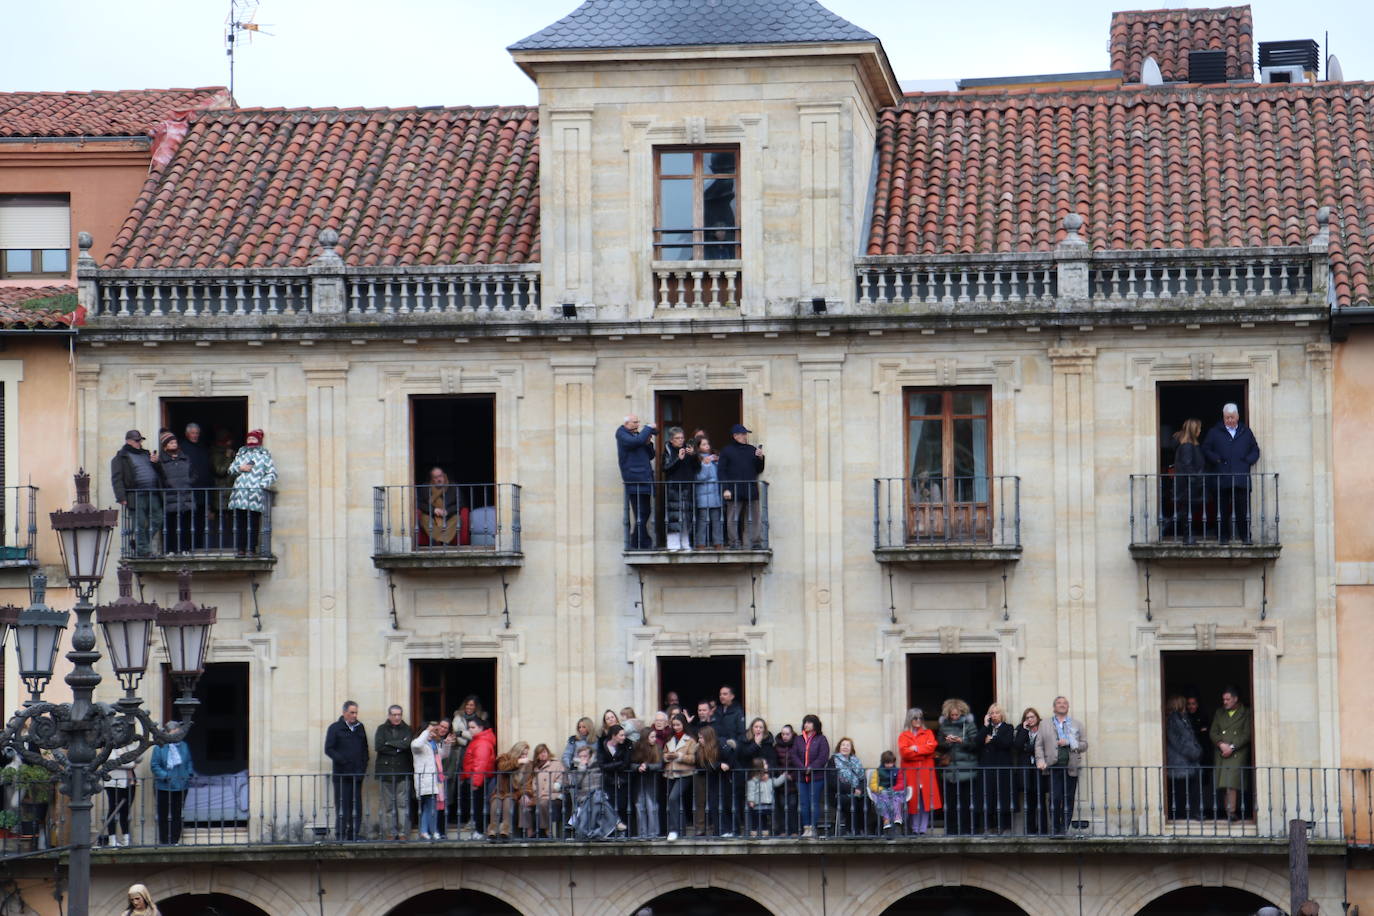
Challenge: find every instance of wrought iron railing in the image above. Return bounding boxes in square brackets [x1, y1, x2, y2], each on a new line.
[1129, 473, 1279, 547]
[119, 488, 273, 560]
[0, 485, 38, 567]
[372, 484, 522, 557]
[623, 480, 769, 552]
[873, 476, 1021, 550]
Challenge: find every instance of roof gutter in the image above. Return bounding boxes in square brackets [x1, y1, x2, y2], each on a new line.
[1330, 306, 1374, 343]
[0, 135, 150, 145]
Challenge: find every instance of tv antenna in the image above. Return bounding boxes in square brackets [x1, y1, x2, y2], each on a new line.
[226, 0, 273, 98]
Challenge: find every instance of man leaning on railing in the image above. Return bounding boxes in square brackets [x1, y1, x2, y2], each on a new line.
[110, 429, 166, 557]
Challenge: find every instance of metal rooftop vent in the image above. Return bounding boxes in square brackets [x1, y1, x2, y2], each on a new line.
[1259, 39, 1320, 72]
[1188, 49, 1228, 83]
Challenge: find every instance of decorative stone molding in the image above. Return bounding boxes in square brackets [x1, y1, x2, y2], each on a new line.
[125, 365, 279, 443]
[382, 627, 526, 738]
[875, 623, 1026, 736]
[627, 626, 773, 718]
[624, 360, 771, 431]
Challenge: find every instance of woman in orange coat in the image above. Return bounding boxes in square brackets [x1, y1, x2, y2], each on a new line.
[897, 707, 942, 834]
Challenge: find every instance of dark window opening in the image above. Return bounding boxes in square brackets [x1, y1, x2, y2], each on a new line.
[635, 889, 772, 916]
[1135, 886, 1277, 916]
[383, 890, 522, 916]
[655, 147, 740, 262]
[163, 661, 249, 776]
[1162, 650, 1255, 820]
[881, 886, 1029, 915]
[906, 653, 996, 726]
[160, 396, 250, 472]
[1156, 381, 1247, 472]
[159, 894, 272, 916]
[410, 658, 497, 731]
[657, 655, 745, 715]
[654, 389, 743, 466]
[411, 395, 495, 489]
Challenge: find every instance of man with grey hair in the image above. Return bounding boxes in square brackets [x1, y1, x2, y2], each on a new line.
[374, 704, 413, 840]
[616, 414, 657, 549]
[180, 421, 214, 547]
[1201, 403, 1262, 544]
[324, 700, 368, 840]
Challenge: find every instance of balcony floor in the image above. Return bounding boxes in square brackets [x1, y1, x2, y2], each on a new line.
[124, 554, 277, 574]
[625, 548, 771, 567]
[874, 544, 1023, 565]
[372, 550, 524, 570]
[1130, 542, 1282, 563]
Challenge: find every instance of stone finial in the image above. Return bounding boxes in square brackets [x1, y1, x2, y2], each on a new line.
[1310, 206, 1331, 247]
[313, 227, 343, 268]
[1061, 213, 1086, 242]
[77, 231, 96, 267]
[116, 564, 134, 598]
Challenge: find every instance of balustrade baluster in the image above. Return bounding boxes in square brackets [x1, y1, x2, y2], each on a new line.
[691, 270, 705, 307]
[957, 268, 971, 303]
[1141, 267, 1156, 300]
[857, 269, 872, 305]
[924, 268, 937, 304]
[992, 268, 1006, 303]
[1243, 263, 1256, 296]
[1259, 261, 1274, 296]
[875, 268, 889, 305]
[974, 268, 988, 303]
[461, 279, 473, 312]
[479, 278, 491, 311]
[445, 280, 460, 313]
[724, 270, 737, 307]
[657, 270, 670, 309]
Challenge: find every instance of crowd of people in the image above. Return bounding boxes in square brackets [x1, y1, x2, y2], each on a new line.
[319, 683, 1253, 843]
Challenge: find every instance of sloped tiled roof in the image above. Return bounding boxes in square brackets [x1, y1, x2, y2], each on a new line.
[0, 88, 230, 138]
[1110, 6, 1254, 83]
[107, 106, 540, 269]
[867, 83, 1374, 307]
[509, 0, 875, 51]
[0, 285, 79, 328]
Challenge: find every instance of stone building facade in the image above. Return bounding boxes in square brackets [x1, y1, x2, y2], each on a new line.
[6, 1, 1373, 914]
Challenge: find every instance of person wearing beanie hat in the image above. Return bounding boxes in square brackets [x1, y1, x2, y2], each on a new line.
[158, 432, 197, 554]
[227, 428, 277, 556]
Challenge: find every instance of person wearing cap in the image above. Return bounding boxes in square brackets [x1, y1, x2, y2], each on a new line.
[227, 428, 278, 557]
[158, 431, 198, 554]
[718, 423, 766, 549]
[110, 429, 168, 557]
[616, 415, 657, 550]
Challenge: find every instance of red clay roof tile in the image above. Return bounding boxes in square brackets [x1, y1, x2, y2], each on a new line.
[1111, 6, 1254, 83]
[0, 284, 79, 328]
[868, 82, 1374, 307]
[106, 106, 539, 269]
[0, 88, 230, 138]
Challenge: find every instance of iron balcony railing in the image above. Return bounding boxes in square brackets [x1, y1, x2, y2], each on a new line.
[372, 484, 522, 557]
[119, 487, 273, 561]
[873, 476, 1021, 550]
[3, 766, 1369, 853]
[623, 479, 769, 552]
[1129, 473, 1279, 547]
[0, 484, 38, 567]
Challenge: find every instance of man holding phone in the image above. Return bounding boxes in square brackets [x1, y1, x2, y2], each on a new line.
[110, 429, 167, 557]
[718, 423, 766, 549]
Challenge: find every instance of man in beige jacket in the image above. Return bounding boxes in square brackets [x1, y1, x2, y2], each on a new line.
[1034, 696, 1089, 834]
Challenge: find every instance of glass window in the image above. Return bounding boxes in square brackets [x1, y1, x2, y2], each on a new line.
[4, 250, 32, 273]
[905, 388, 993, 502]
[654, 147, 740, 262]
[40, 249, 68, 273]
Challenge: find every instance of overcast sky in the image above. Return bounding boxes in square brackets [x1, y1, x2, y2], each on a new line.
[3, 0, 1371, 108]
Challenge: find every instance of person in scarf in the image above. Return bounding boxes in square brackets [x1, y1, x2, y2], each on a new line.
[831, 737, 867, 836]
[411, 720, 453, 841]
[868, 750, 908, 833]
[150, 740, 195, 845]
[417, 466, 462, 547]
[227, 428, 277, 556]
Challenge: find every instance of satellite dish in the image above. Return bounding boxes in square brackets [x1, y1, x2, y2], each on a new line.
[1328, 54, 1344, 81]
[1141, 56, 1164, 85]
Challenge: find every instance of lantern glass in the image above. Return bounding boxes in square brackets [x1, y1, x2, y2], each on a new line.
[16, 618, 65, 684]
[57, 523, 114, 583]
[100, 617, 153, 677]
[160, 621, 212, 676]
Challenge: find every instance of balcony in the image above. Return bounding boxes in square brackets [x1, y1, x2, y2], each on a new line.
[7, 765, 1357, 858]
[873, 476, 1022, 564]
[372, 484, 522, 570]
[1129, 473, 1280, 562]
[623, 480, 770, 566]
[0, 485, 38, 569]
[119, 488, 276, 573]
[652, 261, 742, 311]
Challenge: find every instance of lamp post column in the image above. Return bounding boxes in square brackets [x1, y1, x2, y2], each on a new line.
[64, 592, 103, 916]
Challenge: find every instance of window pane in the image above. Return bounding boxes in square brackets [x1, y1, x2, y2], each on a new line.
[705, 150, 736, 174]
[659, 179, 694, 228]
[907, 391, 943, 416]
[909, 418, 944, 497]
[952, 390, 988, 415]
[952, 417, 989, 500]
[659, 231, 694, 261]
[703, 178, 736, 227]
[4, 250, 32, 272]
[41, 249, 68, 273]
[659, 152, 694, 175]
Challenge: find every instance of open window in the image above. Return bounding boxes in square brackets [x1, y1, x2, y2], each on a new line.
[657, 655, 745, 715]
[407, 395, 499, 549]
[0, 194, 70, 279]
[163, 662, 249, 776]
[410, 658, 497, 729]
[1157, 381, 1247, 471]
[906, 653, 996, 725]
[654, 389, 743, 464]
[161, 397, 249, 459]
[1162, 650, 1255, 818]
[904, 388, 992, 542]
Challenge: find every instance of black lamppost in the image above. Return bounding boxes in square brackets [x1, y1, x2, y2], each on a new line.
[0, 472, 217, 916]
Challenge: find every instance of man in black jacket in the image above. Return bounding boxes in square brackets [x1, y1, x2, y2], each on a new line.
[324, 700, 369, 840]
[718, 423, 766, 548]
[373, 705, 413, 841]
[110, 429, 167, 557]
[1201, 403, 1262, 543]
[179, 423, 214, 547]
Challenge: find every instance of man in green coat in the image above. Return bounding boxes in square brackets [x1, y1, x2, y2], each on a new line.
[374, 705, 414, 840]
[1209, 687, 1252, 820]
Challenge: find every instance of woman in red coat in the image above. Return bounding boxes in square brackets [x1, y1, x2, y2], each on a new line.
[897, 707, 942, 834]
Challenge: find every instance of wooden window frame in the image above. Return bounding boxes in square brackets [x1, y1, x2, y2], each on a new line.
[903, 387, 994, 484]
[653, 146, 741, 262]
[0, 248, 69, 280]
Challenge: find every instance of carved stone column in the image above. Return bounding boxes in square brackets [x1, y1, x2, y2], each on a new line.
[799, 353, 846, 718]
[1307, 340, 1339, 768]
[1049, 346, 1099, 720]
[551, 356, 598, 721]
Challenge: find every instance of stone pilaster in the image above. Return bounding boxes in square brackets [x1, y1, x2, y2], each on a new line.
[1307, 340, 1339, 768]
[1049, 345, 1099, 720]
[799, 353, 846, 718]
[543, 109, 595, 314]
[552, 356, 597, 721]
[304, 363, 350, 756]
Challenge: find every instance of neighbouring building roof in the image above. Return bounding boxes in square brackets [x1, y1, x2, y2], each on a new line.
[106, 106, 540, 269]
[867, 82, 1374, 307]
[0, 284, 79, 328]
[0, 88, 231, 138]
[508, 0, 876, 51]
[1110, 6, 1255, 83]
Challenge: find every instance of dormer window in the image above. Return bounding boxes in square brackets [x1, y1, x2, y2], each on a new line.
[654, 147, 739, 262]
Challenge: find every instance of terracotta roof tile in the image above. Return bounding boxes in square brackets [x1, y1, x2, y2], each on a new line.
[1110, 6, 1254, 83]
[0, 284, 79, 328]
[867, 82, 1374, 307]
[106, 106, 540, 269]
[0, 88, 231, 138]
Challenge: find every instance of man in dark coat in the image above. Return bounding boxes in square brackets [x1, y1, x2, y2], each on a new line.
[616, 415, 657, 549]
[718, 423, 766, 548]
[324, 700, 369, 840]
[1201, 403, 1261, 543]
[180, 423, 214, 547]
[373, 704, 413, 840]
[110, 429, 167, 557]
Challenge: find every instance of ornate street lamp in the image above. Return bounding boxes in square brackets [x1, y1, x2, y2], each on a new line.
[0, 601, 23, 652]
[0, 473, 216, 916]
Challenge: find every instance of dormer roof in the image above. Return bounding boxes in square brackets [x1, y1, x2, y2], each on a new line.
[508, 0, 876, 52]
